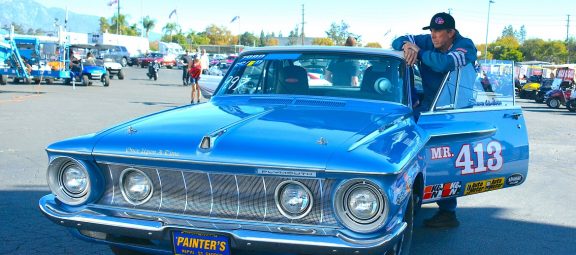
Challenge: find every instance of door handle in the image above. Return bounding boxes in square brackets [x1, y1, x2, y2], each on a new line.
[505, 113, 523, 120]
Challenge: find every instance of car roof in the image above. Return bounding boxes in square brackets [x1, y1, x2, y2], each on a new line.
[240, 46, 404, 59]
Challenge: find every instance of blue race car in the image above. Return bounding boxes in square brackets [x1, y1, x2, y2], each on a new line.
[39, 47, 529, 255]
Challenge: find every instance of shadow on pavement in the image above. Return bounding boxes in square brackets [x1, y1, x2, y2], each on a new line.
[1, 189, 574, 255]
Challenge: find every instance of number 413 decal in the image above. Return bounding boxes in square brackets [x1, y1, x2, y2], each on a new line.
[456, 141, 503, 175]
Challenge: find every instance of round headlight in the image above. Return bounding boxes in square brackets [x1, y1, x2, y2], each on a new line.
[120, 168, 153, 205]
[335, 179, 388, 233]
[347, 187, 380, 220]
[47, 157, 91, 205]
[275, 181, 313, 219]
[61, 165, 88, 196]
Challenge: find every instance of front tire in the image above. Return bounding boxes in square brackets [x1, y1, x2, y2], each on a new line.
[118, 69, 125, 80]
[103, 74, 110, 87]
[386, 193, 414, 255]
[121, 57, 128, 67]
[82, 75, 89, 86]
[567, 99, 576, 112]
[547, 98, 560, 109]
[153, 73, 158, 81]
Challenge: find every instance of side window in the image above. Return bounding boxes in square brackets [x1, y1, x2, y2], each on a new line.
[434, 61, 515, 111]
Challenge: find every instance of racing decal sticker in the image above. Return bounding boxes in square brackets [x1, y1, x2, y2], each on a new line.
[506, 173, 524, 186]
[464, 177, 505, 195]
[236, 60, 264, 67]
[456, 141, 504, 175]
[430, 146, 454, 160]
[423, 182, 461, 201]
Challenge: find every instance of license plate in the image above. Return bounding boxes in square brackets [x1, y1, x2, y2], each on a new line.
[172, 230, 230, 255]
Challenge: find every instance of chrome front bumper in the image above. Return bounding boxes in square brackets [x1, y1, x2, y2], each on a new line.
[39, 194, 406, 254]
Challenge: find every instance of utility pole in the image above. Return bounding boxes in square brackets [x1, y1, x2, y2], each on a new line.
[484, 0, 494, 61]
[301, 4, 305, 45]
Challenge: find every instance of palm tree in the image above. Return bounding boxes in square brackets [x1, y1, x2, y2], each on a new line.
[142, 16, 156, 38]
[162, 22, 180, 42]
[111, 13, 128, 34]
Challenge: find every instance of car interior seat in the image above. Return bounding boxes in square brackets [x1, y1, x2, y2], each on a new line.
[360, 63, 397, 101]
[276, 65, 309, 95]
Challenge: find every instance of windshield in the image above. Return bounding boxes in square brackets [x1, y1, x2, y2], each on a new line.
[215, 52, 407, 105]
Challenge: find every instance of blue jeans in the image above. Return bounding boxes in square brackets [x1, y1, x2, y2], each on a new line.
[437, 197, 457, 212]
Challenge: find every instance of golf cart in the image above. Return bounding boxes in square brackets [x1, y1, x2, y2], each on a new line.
[67, 44, 110, 86]
[96, 44, 125, 80]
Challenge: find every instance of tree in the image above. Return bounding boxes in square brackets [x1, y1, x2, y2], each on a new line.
[268, 38, 279, 46]
[365, 42, 382, 48]
[325, 20, 358, 45]
[490, 36, 523, 62]
[501, 25, 515, 38]
[239, 32, 258, 46]
[110, 13, 129, 35]
[287, 26, 299, 46]
[142, 16, 156, 38]
[312, 37, 334, 46]
[517, 25, 526, 44]
[99, 17, 110, 33]
[259, 30, 266, 47]
[162, 22, 180, 42]
[205, 24, 232, 45]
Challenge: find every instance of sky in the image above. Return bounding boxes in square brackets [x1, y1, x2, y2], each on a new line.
[38, 0, 576, 48]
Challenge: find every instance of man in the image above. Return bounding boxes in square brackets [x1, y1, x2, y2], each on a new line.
[392, 12, 478, 228]
[182, 50, 192, 85]
[199, 49, 209, 74]
[325, 36, 360, 86]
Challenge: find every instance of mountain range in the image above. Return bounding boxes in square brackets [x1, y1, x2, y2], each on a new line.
[0, 0, 102, 34]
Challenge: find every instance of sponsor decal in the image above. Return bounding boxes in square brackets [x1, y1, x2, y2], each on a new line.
[430, 146, 454, 160]
[241, 54, 266, 61]
[506, 173, 524, 186]
[257, 168, 316, 177]
[464, 177, 504, 195]
[423, 182, 461, 201]
[475, 99, 503, 107]
[173, 230, 230, 255]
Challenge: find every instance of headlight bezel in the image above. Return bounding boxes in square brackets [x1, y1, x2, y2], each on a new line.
[274, 180, 314, 220]
[335, 179, 388, 233]
[119, 168, 154, 205]
[47, 157, 91, 205]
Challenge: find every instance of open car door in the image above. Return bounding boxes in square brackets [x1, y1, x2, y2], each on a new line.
[417, 60, 529, 203]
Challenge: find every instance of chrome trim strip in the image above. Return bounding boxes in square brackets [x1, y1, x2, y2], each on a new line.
[181, 171, 188, 213]
[421, 105, 523, 115]
[262, 177, 267, 221]
[46, 148, 92, 156]
[92, 153, 326, 172]
[208, 173, 214, 217]
[109, 165, 115, 204]
[156, 169, 162, 212]
[319, 179, 324, 223]
[336, 222, 406, 245]
[235, 175, 240, 219]
[429, 128, 497, 138]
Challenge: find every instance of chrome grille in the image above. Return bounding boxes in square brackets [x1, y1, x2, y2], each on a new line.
[97, 164, 338, 226]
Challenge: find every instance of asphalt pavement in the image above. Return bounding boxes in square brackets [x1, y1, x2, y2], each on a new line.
[0, 67, 574, 255]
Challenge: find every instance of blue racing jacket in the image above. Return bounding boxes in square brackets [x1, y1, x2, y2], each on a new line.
[392, 32, 477, 109]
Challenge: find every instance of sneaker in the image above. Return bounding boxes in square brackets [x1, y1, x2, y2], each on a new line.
[424, 210, 460, 228]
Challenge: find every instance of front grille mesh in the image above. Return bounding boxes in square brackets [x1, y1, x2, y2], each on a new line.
[97, 164, 338, 226]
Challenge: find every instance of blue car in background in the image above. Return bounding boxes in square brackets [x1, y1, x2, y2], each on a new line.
[39, 47, 529, 255]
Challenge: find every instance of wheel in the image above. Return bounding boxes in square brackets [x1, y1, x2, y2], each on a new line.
[110, 246, 145, 255]
[45, 78, 54, 84]
[64, 78, 71, 85]
[103, 74, 110, 87]
[118, 70, 125, 80]
[81, 75, 89, 86]
[33, 78, 41, 84]
[154, 73, 158, 81]
[121, 57, 128, 67]
[0, 75, 7, 85]
[535, 94, 545, 103]
[546, 98, 560, 109]
[567, 100, 576, 112]
[386, 193, 414, 255]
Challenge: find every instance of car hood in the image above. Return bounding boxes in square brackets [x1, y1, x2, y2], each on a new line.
[87, 98, 412, 170]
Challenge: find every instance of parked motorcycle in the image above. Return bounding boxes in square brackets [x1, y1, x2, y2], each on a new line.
[534, 78, 553, 103]
[147, 61, 160, 81]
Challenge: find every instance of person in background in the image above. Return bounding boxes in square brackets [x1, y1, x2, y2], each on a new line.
[182, 50, 192, 86]
[392, 12, 478, 228]
[199, 49, 209, 74]
[189, 57, 202, 104]
[325, 36, 360, 86]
